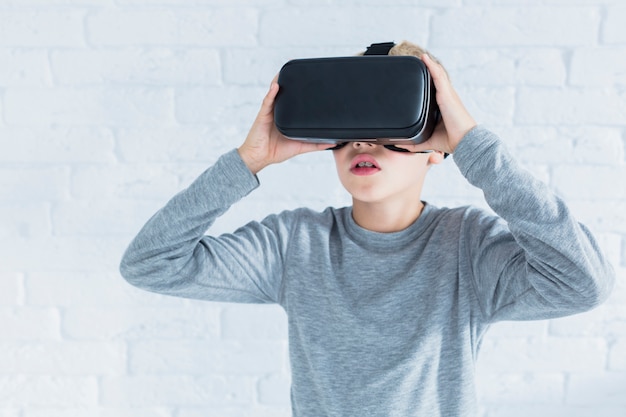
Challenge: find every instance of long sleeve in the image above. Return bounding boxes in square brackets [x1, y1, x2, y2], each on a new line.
[453, 126, 615, 322]
[119, 149, 287, 304]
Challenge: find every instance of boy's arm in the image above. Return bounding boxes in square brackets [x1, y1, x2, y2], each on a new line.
[120, 76, 329, 303]
[454, 126, 615, 321]
[119, 149, 286, 303]
[415, 53, 613, 320]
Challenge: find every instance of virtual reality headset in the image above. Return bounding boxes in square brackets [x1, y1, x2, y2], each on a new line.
[274, 42, 440, 145]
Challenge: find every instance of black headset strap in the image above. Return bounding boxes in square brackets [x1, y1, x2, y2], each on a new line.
[363, 42, 396, 56]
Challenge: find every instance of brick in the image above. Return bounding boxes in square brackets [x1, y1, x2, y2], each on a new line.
[549, 303, 626, 337]
[0, 308, 60, 340]
[501, 126, 572, 164]
[86, 9, 258, 47]
[565, 126, 624, 165]
[516, 87, 626, 125]
[100, 375, 254, 406]
[257, 374, 290, 406]
[0, 49, 51, 87]
[71, 164, 186, 201]
[567, 372, 626, 405]
[24, 408, 171, 417]
[603, 6, 626, 43]
[567, 201, 626, 233]
[290, 0, 458, 5]
[606, 267, 626, 304]
[0, 376, 97, 407]
[594, 233, 623, 270]
[0, 127, 115, 163]
[118, 0, 279, 4]
[0, 273, 22, 306]
[478, 337, 606, 372]
[25, 271, 188, 307]
[458, 87, 515, 126]
[432, 7, 600, 47]
[116, 127, 226, 163]
[260, 7, 430, 46]
[221, 304, 288, 340]
[62, 305, 220, 340]
[0, 341, 125, 374]
[4, 87, 175, 127]
[175, 85, 264, 126]
[608, 339, 626, 371]
[469, 0, 622, 4]
[436, 48, 516, 87]
[571, 47, 626, 86]
[1, 0, 114, 4]
[52, 199, 165, 236]
[480, 320, 547, 339]
[0, 94, 4, 127]
[223, 46, 354, 86]
[515, 48, 567, 86]
[0, 167, 69, 202]
[50, 48, 221, 86]
[0, 203, 50, 239]
[437, 48, 565, 87]
[0, 11, 85, 47]
[177, 406, 290, 417]
[129, 340, 284, 374]
[552, 165, 626, 200]
[481, 405, 626, 417]
[476, 371, 564, 405]
[2, 237, 128, 271]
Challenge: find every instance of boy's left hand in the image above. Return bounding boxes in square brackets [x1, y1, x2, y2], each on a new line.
[394, 53, 477, 155]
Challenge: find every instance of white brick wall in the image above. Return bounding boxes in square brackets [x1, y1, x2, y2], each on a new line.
[0, 1, 624, 416]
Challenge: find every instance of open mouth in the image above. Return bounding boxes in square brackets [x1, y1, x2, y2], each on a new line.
[350, 155, 381, 176]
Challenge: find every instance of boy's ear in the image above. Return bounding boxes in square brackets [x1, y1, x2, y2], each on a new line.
[427, 151, 445, 166]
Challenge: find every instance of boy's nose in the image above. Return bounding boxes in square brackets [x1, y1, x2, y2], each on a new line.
[352, 141, 376, 148]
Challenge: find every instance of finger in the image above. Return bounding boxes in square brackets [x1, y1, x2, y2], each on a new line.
[422, 54, 451, 93]
[258, 80, 279, 119]
[421, 53, 446, 80]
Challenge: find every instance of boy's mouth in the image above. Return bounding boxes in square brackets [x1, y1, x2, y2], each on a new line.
[350, 154, 381, 176]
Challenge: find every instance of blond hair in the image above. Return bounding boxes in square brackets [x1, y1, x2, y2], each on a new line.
[360, 40, 447, 76]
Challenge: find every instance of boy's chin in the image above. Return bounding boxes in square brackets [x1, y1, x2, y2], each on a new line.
[349, 192, 389, 205]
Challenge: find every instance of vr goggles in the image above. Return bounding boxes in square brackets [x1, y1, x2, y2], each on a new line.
[273, 42, 440, 154]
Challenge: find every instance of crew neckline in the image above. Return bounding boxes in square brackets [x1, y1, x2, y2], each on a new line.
[340, 202, 434, 252]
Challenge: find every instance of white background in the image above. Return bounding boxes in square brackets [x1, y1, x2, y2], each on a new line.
[0, 0, 625, 416]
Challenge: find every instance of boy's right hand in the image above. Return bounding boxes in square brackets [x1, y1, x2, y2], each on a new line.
[238, 75, 333, 175]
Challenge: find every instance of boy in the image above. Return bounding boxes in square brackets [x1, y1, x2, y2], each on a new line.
[120, 41, 614, 416]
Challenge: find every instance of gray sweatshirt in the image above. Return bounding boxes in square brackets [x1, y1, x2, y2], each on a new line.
[120, 126, 614, 417]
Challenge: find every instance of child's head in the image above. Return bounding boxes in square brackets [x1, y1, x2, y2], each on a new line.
[331, 40, 445, 206]
[360, 40, 447, 75]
